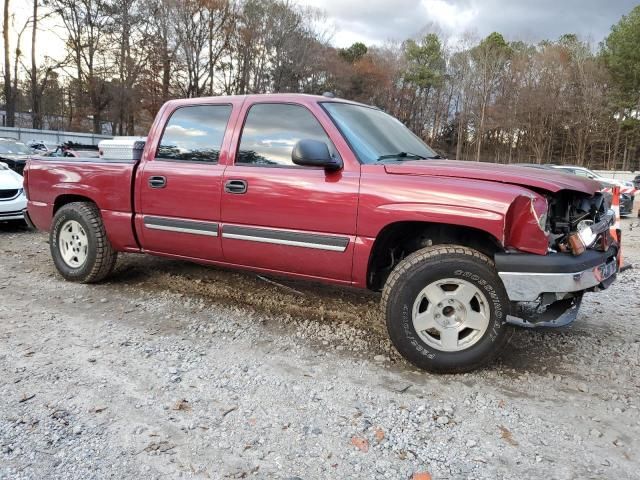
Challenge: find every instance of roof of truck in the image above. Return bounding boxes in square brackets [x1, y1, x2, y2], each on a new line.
[165, 93, 366, 108]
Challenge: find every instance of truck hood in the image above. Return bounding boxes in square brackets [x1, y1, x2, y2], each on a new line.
[384, 160, 601, 195]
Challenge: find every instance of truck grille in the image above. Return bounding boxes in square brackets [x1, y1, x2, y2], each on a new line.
[0, 189, 19, 200]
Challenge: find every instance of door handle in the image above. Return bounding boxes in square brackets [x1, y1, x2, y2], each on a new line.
[149, 176, 166, 188]
[224, 179, 248, 194]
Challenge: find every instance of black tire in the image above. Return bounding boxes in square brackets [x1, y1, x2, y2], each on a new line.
[382, 245, 512, 373]
[50, 202, 117, 283]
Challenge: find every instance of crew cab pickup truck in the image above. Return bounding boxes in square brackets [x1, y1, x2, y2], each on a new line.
[23, 94, 620, 372]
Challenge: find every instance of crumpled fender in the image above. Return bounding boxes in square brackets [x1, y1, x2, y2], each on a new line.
[504, 193, 549, 255]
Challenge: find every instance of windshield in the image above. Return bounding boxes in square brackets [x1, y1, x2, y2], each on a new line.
[0, 140, 32, 155]
[322, 102, 437, 164]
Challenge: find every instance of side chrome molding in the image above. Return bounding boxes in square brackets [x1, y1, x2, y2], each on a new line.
[142, 217, 350, 252]
[143, 216, 219, 237]
[222, 225, 349, 252]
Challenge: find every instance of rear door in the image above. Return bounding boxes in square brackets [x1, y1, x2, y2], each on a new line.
[136, 102, 235, 260]
[219, 101, 360, 282]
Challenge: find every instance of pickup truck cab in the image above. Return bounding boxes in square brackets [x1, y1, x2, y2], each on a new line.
[24, 94, 620, 372]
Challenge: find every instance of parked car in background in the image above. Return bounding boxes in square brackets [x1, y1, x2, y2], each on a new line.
[512, 163, 555, 170]
[0, 161, 27, 222]
[43, 142, 100, 159]
[552, 165, 635, 190]
[551, 165, 635, 216]
[28, 140, 58, 153]
[24, 94, 621, 373]
[0, 137, 33, 175]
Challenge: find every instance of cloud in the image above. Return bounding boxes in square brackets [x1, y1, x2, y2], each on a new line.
[299, 0, 638, 47]
[164, 125, 207, 137]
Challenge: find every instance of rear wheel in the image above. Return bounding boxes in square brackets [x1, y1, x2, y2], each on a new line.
[50, 202, 117, 283]
[382, 245, 512, 373]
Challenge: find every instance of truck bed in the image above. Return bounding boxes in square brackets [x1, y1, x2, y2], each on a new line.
[25, 156, 140, 251]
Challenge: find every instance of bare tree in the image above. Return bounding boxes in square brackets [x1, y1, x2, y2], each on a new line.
[3, 0, 14, 126]
[50, 0, 112, 132]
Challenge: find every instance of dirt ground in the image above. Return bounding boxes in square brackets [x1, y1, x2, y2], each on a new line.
[1, 213, 639, 479]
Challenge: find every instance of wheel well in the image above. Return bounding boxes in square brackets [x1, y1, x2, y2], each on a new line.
[53, 194, 96, 214]
[367, 221, 503, 291]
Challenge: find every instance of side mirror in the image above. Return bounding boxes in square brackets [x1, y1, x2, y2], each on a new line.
[292, 139, 342, 171]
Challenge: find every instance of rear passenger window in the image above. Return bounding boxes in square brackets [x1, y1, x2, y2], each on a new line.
[156, 105, 232, 163]
[236, 103, 339, 167]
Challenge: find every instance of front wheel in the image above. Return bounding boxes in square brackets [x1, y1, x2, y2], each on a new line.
[50, 202, 117, 283]
[382, 245, 512, 373]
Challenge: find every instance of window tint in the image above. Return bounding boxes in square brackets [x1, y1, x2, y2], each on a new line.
[237, 103, 338, 167]
[157, 104, 232, 163]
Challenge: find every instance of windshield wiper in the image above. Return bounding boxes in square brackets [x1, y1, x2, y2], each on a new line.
[375, 152, 427, 162]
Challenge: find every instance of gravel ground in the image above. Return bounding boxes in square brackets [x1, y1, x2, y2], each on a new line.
[1, 215, 639, 480]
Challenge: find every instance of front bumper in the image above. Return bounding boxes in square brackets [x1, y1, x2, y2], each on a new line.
[0, 193, 27, 221]
[495, 247, 618, 302]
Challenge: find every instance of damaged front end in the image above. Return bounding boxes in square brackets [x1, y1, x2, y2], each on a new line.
[497, 190, 619, 328]
[546, 191, 617, 257]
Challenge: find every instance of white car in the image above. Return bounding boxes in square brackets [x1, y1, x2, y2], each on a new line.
[551, 165, 634, 191]
[0, 161, 27, 221]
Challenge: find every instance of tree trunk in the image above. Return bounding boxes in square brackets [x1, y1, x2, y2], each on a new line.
[475, 97, 487, 162]
[456, 110, 465, 160]
[30, 0, 42, 128]
[162, 37, 170, 103]
[208, 17, 214, 95]
[611, 109, 624, 170]
[93, 112, 101, 134]
[3, 0, 14, 127]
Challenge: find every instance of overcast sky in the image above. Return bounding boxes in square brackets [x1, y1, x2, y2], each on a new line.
[300, 0, 638, 48]
[6, 0, 639, 66]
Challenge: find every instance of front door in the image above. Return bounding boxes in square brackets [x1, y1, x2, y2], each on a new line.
[220, 102, 360, 282]
[136, 102, 235, 260]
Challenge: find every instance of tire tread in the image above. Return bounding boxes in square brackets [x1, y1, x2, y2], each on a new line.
[53, 202, 117, 283]
[381, 245, 511, 373]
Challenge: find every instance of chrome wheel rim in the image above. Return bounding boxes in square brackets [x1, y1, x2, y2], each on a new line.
[58, 220, 89, 268]
[412, 278, 490, 352]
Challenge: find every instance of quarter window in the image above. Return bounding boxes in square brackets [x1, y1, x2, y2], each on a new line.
[236, 103, 338, 167]
[157, 104, 232, 163]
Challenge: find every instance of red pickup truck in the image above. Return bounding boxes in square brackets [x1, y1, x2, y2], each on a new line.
[23, 94, 619, 372]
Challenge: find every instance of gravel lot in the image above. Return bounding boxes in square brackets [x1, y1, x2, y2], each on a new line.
[1, 214, 639, 479]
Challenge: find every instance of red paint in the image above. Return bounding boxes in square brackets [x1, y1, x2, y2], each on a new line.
[25, 93, 601, 290]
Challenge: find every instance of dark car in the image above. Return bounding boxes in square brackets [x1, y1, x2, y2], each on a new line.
[620, 192, 634, 216]
[633, 174, 640, 190]
[0, 137, 33, 175]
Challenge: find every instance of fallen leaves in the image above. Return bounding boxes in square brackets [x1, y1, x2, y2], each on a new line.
[351, 436, 369, 452]
[411, 472, 432, 480]
[172, 399, 191, 411]
[498, 425, 518, 446]
[374, 428, 385, 442]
